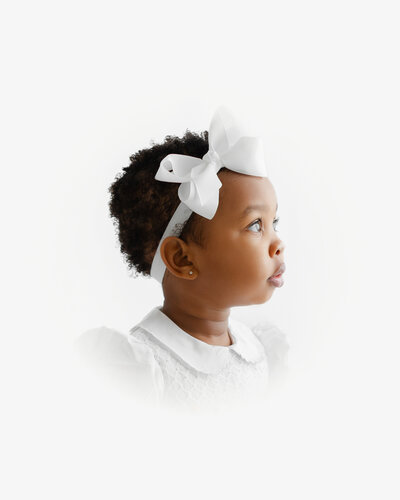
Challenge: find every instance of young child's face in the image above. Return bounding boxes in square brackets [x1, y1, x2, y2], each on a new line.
[188, 171, 285, 307]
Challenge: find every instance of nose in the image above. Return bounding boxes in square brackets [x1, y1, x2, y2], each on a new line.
[270, 237, 285, 258]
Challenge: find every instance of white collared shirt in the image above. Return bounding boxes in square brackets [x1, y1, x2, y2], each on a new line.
[74, 306, 289, 413]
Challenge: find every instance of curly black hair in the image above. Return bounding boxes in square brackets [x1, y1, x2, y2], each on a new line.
[109, 129, 231, 278]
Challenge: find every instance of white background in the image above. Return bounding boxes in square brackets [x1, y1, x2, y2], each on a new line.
[2, 0, 399, 498]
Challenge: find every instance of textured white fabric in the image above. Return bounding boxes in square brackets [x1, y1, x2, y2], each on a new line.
[73, 306, 289, 414]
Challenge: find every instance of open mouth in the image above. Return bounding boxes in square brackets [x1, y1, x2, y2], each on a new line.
[267, 264, 285, 288]
[269, 263, 286, 280]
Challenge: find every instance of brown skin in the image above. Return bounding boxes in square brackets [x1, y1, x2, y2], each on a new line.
[159, 171, 285, 347]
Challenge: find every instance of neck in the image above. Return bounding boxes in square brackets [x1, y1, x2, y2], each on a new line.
[160, 298, 232, 347]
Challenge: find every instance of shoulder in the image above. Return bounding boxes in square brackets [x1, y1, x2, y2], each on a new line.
[74, 326, 135, 363]
[250, 320, 290, 380]
[73, 326, 164, 402]
[74, 326, 154, 365]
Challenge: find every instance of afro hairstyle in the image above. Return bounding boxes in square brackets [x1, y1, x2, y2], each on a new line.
[108, 129, 231, 278]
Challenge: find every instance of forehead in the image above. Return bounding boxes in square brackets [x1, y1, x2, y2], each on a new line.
[216, 171, 277, 219]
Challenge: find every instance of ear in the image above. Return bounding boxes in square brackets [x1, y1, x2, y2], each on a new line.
[160, 236, 196, 280]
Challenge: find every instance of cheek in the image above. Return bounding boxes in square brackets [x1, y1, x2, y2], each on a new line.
[204, 236, 268, 279]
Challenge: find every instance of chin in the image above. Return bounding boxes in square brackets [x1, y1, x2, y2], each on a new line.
[252, 287, 275, 305]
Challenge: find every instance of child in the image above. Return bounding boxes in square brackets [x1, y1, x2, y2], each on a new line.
[74, 106, 289, 414]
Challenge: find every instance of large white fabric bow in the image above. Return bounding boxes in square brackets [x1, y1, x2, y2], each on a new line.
[150, 106, 268, 284]
[154, 106, 268, 219]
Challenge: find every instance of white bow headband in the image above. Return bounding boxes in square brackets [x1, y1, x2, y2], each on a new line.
[150, 106, 268, 284]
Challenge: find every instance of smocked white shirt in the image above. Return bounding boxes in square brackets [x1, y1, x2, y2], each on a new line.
[74, 306, 289, 413]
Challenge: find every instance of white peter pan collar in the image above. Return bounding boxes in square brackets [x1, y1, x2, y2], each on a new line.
[130, 306, 266, 374]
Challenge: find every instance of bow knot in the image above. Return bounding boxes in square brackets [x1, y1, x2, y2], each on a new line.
[154, 106, 267, 220]
[202, 149, 223, 170]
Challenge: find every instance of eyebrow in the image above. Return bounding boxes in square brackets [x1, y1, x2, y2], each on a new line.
[239, 202, 278, 219]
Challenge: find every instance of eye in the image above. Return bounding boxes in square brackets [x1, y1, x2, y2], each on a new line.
[248, 217, 280, 233]
[248, 218, 262, 232]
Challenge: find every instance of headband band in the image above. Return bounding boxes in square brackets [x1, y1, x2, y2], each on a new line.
[150, 106, 268, 284]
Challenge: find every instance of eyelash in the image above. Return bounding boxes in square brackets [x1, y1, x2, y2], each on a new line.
[248, 217, 280, 233]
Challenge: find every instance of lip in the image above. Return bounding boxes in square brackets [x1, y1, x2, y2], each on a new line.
[267, 263, 286, 288]
[269, 262, 286, 279]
